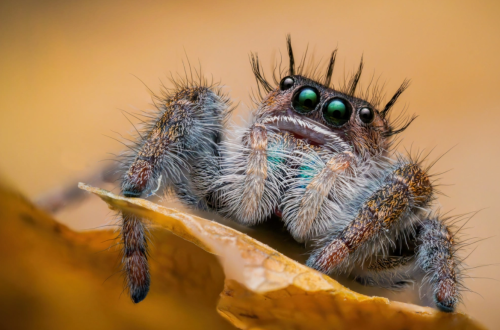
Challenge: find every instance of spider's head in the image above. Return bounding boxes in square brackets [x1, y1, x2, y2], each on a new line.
[251, 37, 414, 157]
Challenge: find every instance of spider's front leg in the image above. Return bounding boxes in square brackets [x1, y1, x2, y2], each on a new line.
[120, 84, 230, 303]
[307, 159, 461, 312]
[307, 160, 433, 272]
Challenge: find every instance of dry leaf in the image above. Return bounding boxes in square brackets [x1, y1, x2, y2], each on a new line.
[77, 183, 486, 330]
[0, 181, 233, 330]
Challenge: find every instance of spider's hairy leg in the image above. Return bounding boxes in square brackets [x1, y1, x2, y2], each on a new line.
[121, 211, 150, 303]
[122, 86, 228, 197]
[282, 150, 356, 242]
[120, 85, 230, 303]
[307, 160, 433, 275]
[417, 217, 461, 313]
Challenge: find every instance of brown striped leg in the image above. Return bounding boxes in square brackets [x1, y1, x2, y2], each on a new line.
[307, 161, 433, 274]
[220, 128, 296, 225]
[122, 86, 228, 198]
[417, 217, 460, 312]
[120, 85, 230, 303]
[121, 211, 150, 303]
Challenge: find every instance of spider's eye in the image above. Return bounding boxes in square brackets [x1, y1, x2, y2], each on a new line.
[280, 76, 295, 90]
[359, 107, 374, 124]
[292, 87, 320, 114]
[322, 98, 352, 126]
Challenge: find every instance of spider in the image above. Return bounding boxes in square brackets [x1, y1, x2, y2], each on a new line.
[118, 37, 463, 313]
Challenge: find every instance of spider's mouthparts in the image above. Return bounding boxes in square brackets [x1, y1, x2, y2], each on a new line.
[260, 112, 348, 149]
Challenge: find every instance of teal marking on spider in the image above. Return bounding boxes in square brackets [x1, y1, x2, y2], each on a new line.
[266, 141, 287, 170]
[297, 161, 320, 189]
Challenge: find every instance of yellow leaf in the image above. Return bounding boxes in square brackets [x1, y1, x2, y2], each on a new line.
[78, 183, 485, 330]
[0, 181, 233, 330]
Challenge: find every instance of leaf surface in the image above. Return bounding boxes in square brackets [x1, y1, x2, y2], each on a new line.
[78, 183, 486, 330]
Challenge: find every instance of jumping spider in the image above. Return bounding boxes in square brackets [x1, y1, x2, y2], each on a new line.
[119, 37, 463, 313]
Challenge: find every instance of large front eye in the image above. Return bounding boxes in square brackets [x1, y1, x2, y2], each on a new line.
[322, 98, 352, 126]
[292, 87, 320, 114]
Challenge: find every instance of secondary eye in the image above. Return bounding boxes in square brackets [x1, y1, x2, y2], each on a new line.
[322, 98, 352, 126]
[359, 107, 374, 124]
[280, 76, 295, 90]
[292, 87, 320, 114]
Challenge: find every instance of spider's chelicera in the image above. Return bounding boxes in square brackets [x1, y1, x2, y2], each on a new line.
[118, 37, 464, 313]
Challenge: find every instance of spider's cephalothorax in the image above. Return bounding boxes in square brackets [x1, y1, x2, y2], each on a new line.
[118, 37, 463, 313]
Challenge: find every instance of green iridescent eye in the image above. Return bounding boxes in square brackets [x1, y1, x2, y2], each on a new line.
[292, 87, 320, 113]
[322, 98, 352, 126]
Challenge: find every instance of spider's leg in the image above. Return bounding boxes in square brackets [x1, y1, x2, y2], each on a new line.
[218, 126, 293, 225]
[416, 217, 460, 313]
[120, 84, 230, 303]
[307, 159, 433, 275]
[282, 149, 357, 242]
[122, 86, 229, 200]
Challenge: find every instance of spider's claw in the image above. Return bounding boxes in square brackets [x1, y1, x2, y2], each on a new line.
[123, 190, 142, 198]
[131, 282, 150, 304]
[435, 282, 457, 313]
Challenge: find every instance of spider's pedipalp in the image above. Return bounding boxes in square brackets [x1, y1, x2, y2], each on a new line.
[240, 124, 269, 221]
[282, 150, 357, 242]
[218, 126, 295, 225]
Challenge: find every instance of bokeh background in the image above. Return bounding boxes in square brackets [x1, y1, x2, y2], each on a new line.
[1, 0, 499, 328]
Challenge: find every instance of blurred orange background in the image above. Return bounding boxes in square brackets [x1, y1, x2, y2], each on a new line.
[1, 0, 499, 328]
